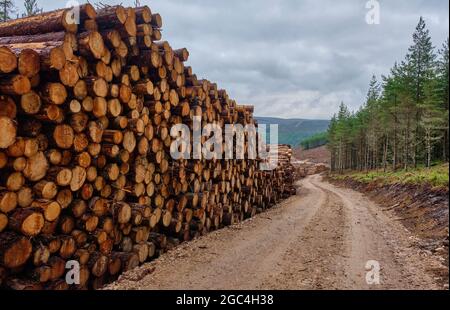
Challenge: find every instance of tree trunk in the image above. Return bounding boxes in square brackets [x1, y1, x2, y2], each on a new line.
[0, 9, 78, 37]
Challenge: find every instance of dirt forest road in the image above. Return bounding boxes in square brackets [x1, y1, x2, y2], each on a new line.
[106, 175, 444, 290]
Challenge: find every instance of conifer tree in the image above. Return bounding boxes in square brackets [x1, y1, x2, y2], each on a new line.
[23, 0, 42, 17]
[0, 0, 15, 21]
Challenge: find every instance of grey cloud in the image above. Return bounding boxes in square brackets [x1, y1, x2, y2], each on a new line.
[11, 0, 449, 119]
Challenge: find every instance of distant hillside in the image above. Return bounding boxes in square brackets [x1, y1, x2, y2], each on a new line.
[255, 117, 330, 146]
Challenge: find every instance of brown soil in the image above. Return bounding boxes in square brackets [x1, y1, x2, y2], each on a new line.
[293, 145, 330, 165]
[328, 176, 449, 288]
[105, 175, 446, 290]
[328, 178, 449, 241]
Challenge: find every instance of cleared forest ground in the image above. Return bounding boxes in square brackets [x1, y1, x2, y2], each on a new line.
[328, 167, 449, 288]
[293, 145, 331, 165]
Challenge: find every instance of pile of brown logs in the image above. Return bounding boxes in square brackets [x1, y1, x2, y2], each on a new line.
[0, 4, 296, 290]
[295, 162, 329, 178]
[271, 144, 297, 196]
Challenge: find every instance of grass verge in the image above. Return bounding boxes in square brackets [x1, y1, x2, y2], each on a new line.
[330, 163, 449, 188]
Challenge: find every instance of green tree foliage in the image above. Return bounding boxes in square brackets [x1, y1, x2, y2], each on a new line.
[436, 39, 449, 160]
[0, 0, 15, 21]
[300, 132, 328, 150]
[328, 18, 449, 172]
[23, 0, 42, 17]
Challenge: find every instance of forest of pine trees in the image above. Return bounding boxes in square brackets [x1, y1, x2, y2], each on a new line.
[300, 132, 329, 150]
[328, 17, 449, 173]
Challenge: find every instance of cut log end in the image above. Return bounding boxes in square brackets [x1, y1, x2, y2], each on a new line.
[53, 125, 74, 149]
[9, 208, 45, 237]
[21, 92, 42, 115]
[49, 47, 66, 70]
[0, 232, 33, 268]
[0, 46, 17, 73]
[0, 116, 17, 149]
[18, 49, 40, 77]
[0, 75, 31, 95]
[44, 83, 68, 105]
[88, 32, 106, 59]
[62, 10, 79, 33]
[23, 151, 49, 182]
[152, 13, 163, 28]
[59, 62, 79, 87]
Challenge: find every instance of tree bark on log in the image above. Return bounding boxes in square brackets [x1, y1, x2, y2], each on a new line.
[0, 9, 78, 37]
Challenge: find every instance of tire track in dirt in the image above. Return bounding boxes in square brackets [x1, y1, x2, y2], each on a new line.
[311, 176, 441, 289]
[106, 175, 443, 290]
[257, 182, 348, 290]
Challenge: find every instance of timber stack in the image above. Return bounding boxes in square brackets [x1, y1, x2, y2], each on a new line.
[268, 144, 296, 197]
[0, 4, 296, 290]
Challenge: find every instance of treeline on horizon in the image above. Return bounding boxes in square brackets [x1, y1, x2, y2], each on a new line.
[300, 132, 328, 150]
[328, 17, 449, 173]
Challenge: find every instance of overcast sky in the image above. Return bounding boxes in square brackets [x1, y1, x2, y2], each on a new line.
[10, 0, 449, 119]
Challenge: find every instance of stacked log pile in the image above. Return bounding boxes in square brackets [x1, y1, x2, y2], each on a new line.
[270, 144, 296, 196]
[295, 162, 329, 178]
[0, 4, 296, 290]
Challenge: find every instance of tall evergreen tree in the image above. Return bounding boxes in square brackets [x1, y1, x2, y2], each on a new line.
[406, 17, 436, 104]
[437, 38, 449, 106]
[366, 75, 381, 104]
[0, 0, 15, 21]
[420, 77, 446, 167]
[365, 75, 381, 169]
[436, 38, 449, 160]
[405, 17, 437, 167]
[328, 18, 448, 173]
[23, 0, 42, 17]
[328, 115, 338, 171]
